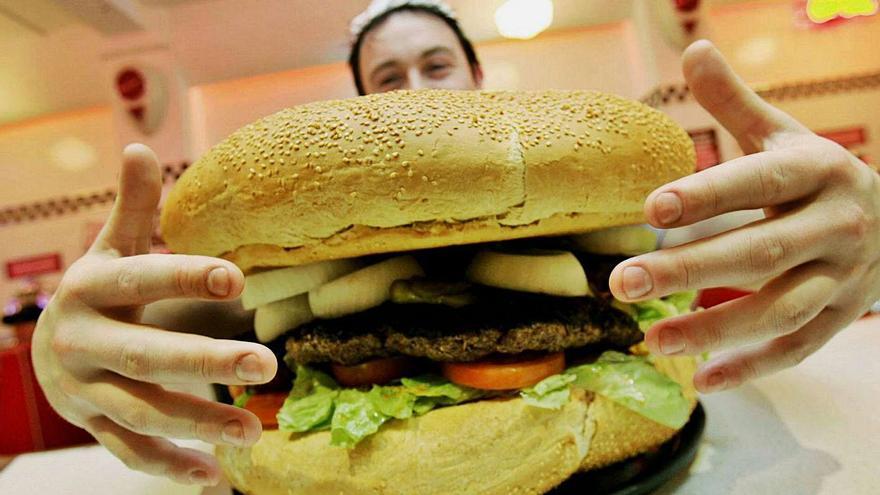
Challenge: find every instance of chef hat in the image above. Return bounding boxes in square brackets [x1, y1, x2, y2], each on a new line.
[349, 0, 458, 42]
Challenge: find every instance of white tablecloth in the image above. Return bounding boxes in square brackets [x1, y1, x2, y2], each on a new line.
[3, 317, 878, 495]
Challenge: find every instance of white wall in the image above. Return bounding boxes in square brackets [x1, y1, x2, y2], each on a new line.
[707, 1, 880, 86]
[0, 209, 113, 306]
[189, 63, 358, 156]
[646, 0, 880, 85]
[0, 107, 121, 308]
[0, 107, 119, 204]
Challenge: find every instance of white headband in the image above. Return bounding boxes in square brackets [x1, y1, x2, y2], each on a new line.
[349, 0, 458, 43]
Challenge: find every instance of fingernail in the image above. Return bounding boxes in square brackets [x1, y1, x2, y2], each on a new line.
[655, 192, 683, 225]
[659, 327, 686, 355]
[189, 469, 210, 485]
[235, 353, 265, 382]
[207, 267, 230, 296]
[704, 371, 728, 393]
[222, 420, 245, 446]
[622, 266, 653, 298]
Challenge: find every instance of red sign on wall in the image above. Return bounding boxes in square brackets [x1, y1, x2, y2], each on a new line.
[116, 68, 146, 101]
[5, 253, 63, 279]
[817, 127, 866, 148]
[688, 128, 721, 171]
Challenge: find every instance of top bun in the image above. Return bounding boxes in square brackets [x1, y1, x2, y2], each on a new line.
[160, 90, 694, 272]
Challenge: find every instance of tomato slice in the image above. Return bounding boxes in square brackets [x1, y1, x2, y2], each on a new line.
[228, 387, 286, 429]
[331, 356, 415, 387]
[441, 352, 565, 390]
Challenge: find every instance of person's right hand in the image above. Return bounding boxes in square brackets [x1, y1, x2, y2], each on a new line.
[31, 144, 277, 486]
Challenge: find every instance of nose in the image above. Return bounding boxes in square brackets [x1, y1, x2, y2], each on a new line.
[403, 67, 426, 90]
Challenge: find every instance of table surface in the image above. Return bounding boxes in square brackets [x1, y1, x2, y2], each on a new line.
[2, 316, 878, 495]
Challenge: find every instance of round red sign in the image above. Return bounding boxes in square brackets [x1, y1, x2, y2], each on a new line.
[116, 68, 145, 101]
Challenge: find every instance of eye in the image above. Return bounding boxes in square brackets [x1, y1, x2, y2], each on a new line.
[381, 75, 402, 86]
[424, 61, 453, 80]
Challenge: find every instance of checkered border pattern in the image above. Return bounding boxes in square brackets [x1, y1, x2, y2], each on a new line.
[0, 162, 188, 226]
[642, 70, 880, 108]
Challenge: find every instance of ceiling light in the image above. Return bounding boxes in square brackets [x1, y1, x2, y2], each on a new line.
[495, 0, 554, 39]
[50, 137, 97, 172]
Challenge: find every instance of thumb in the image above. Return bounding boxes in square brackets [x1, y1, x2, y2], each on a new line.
[92, 143, 162, 257]
[683, 40, 807, 154]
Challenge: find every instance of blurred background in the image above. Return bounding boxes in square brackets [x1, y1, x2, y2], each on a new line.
[0, 0, 878, 458]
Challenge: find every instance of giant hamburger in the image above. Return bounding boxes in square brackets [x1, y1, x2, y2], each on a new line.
[161, 89, 699, 494]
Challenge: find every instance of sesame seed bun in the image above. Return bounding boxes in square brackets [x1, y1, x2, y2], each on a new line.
[160, 90, 694, 273]
[160, 89, 699, 494]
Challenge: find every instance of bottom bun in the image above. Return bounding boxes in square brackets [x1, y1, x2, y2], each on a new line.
[218, 355, 697, 495]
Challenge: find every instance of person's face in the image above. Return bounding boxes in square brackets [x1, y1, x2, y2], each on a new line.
[358, 10, 482, 94]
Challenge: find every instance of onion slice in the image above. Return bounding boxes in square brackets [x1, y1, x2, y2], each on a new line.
[308, 256, 425, 319]
[572, 225, 657, 255]
[241, 259, 360, 310]
[466, 249, 591, 297]
[254, 294, 314, 343]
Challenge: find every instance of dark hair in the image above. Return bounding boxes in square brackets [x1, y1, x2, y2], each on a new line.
[348, 5, 481, 95]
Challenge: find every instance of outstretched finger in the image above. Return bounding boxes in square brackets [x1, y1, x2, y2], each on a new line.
[79, 373, 262, 448]
[693, 307, 849, 393]
[682, 40, 808, 154]
[91, 143, 162, 258]
[643, 148, 827, 228]
[85, 415, 221, 485]
[62, 319, 277, 386]
[644, 261, 838, 356]
[75, 254, 244, 307]
[609, 205, 829, 301]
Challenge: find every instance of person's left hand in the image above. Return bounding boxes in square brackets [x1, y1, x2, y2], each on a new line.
[609, 40, 880, 393]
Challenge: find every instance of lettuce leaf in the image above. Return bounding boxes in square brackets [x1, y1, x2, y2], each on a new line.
[400, 375, 482, 402]
[232, 389, 253, 408]
[277, 387, 337, 432]
[290, 365, 339, 398]
[277, 366, 340, 432]
[331, 390, 390, 448]
[666, 291, 697, 314]
[413, 396, 442, 415]
[520, 373, 576, 410]
[368, 385, 416, 419]
[630, 291, 696, 331]
[278, 369, 484, 448]
[566, 351, 690, 429]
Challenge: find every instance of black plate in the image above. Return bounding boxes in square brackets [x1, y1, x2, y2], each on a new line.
[549, 403, 706, 495]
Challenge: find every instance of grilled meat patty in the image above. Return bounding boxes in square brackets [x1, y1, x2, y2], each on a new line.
[286, 291, 640, 365]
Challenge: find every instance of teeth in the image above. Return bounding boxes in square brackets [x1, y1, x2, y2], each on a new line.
[308, 256, 425, 319]
[466, 249, 591, 297]
[572, 225, 658, 255]
[254, 294, 314, 343]
[241, 259, 360, 310]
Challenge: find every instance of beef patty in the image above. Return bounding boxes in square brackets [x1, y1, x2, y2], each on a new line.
[286, 291, 640, 365]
